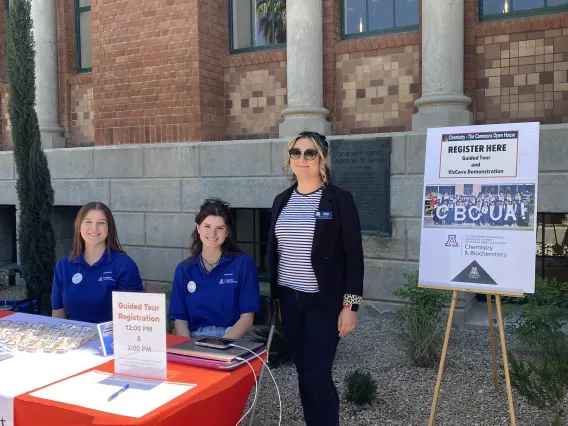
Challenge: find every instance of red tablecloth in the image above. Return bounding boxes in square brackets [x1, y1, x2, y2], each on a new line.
[0, 311, 262, 426]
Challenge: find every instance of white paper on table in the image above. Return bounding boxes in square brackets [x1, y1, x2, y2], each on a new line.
[30, 370, 196, 418]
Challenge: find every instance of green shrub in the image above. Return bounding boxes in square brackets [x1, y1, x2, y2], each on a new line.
[393, 272, 453, 368]
[509, 355, 568, 410]
[504, 276, 568, 362]
[509, 354, 568, 425]
[0, 267, 15, 288]
[505, 277, 568, 425]
[344, 369, 378, 406]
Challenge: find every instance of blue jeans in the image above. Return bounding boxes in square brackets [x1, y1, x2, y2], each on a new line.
[191, 325, 231, 338]
[279, 285, 341, 426]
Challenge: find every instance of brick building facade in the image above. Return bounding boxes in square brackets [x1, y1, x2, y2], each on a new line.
[0, 0, 566, 149]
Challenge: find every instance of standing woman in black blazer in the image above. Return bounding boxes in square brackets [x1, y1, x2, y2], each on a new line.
[268, 131, 364, 426]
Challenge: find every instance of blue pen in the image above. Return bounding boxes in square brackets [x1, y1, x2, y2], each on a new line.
[108, 384, 130, 402]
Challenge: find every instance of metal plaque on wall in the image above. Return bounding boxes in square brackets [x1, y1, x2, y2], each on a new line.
[330, 138, 391, 236]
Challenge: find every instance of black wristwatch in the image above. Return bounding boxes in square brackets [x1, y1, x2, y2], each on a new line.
[343, 303, 359, 312]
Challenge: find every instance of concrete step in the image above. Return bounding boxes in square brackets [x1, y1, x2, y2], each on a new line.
[463, 300, 521, 329]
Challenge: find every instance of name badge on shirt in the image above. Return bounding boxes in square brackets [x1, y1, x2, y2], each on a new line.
[314, 211, 332, 219]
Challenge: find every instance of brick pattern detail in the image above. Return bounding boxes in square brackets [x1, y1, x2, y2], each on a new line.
[32, 0, 568, 143]
[91, 0, 227, 146]
[464, 0, 478, 113]
[69, 83, 95, 147]
[476, 27, 568, 124]
[323, 0, 340, 124]
[335, 43, 420, 134]
[473, 12, 568, 124]
[57, 0, 78, 146]
[1, 92, 11, 150]
[196, 0, 227, 141]
[224, 60, 287, 139]
[223, 49, 286, 67]
[334, 32, 420, 55]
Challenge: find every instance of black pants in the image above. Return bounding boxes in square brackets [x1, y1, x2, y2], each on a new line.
[279, 285, 341, 426]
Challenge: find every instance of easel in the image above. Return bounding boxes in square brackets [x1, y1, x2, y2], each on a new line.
[419, 285, 525, 426]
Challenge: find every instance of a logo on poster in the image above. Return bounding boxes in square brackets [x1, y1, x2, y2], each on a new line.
[445, 235, 459, 247]
[468, 267, 480, 280]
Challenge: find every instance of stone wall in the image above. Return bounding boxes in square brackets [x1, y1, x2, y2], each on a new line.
[52, 206, 81, 260]
[1, 124, 568, 322]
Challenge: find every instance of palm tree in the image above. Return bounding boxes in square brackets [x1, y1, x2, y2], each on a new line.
[256, 0, 286, 45]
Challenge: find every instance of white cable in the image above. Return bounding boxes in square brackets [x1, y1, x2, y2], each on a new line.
[235, 356, 258, 426]
[233, 343, 282, 426]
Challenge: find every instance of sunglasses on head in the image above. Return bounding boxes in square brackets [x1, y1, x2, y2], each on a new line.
[298, 131, 329, 149]
[203, 198, 231, 208]
[289, 148, 319, 161]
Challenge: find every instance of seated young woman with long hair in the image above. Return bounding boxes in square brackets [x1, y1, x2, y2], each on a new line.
[51, 202, 144, 323]
[168, 198, 260, 339]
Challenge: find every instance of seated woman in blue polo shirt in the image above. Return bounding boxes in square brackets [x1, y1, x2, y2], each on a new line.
[51, 202, 144, 323]
[168, 198, 260, 339]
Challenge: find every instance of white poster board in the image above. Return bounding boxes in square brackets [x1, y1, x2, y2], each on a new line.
[112, 292, 167, 380]
[418, 122, 540, 295]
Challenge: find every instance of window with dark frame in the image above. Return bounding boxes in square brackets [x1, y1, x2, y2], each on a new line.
[76, 0, 92, 73]
[231, 208, 271, 283]
[536, 213, 568, 284]
[438, 186, 456, 197]
[481, 185, 499, 195]
[480, 0, 568, 21]
[230, 0, 286, 54]
[342, 0, 419, 39]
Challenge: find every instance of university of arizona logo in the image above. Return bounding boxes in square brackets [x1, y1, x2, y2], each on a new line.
[445, 235, 458, 247]
[468, 267, 480, 279]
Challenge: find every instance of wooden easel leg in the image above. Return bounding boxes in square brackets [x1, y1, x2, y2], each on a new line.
[428, 290, 458, 426]
[495, 295, 517, 426]
[487, 294, 499, 391]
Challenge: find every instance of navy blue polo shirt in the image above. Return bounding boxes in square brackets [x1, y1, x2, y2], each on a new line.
[51, 250, 144, 323]
[168, 252, 260, 331]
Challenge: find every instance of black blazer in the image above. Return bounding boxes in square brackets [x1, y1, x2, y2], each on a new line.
[268, 184, 364, 310]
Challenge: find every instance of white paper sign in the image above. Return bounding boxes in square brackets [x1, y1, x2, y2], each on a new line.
[30, 371, 195, 418]
[419, 122, 539, 295]
[112, 292, 167, 380]
[439, 131, 519, 178]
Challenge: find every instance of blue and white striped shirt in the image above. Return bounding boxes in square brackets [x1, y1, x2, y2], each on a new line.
[275, 188, 323, 293]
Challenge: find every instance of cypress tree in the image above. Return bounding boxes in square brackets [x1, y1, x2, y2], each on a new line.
[6, 0, 56, 315]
